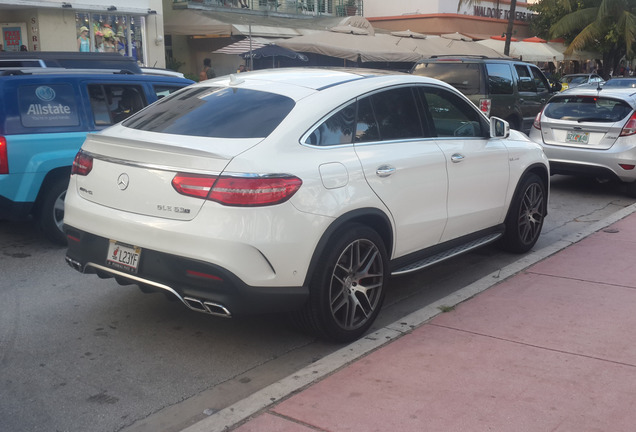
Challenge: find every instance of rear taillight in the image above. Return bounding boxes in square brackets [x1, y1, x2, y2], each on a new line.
[620, 112, 636, 136]
[533, 109, 543, 130]
[71, 150, 93, 176]
[0, 136, 8, 175]
[479, 98, 491, 116]
[172, 173, 302, 207]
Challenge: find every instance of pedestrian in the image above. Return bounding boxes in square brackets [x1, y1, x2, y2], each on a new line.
[199, 58, 216, 81]
[20, 45, 28, 51]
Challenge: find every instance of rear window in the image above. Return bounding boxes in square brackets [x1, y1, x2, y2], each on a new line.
[412, 62, 482, 95]
[18, 84, 80, 128]
[123, 87, 295, 138]
[544, 96, 633, 122]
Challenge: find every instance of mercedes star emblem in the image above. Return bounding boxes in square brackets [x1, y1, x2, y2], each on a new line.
[117, 173, 130, 191]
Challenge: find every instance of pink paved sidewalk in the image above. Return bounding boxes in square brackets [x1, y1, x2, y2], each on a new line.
[233, 213, 636, 432]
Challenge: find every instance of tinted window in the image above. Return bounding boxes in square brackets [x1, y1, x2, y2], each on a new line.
[418, 87, 486, 137]
[306, 102, 355, 146]
[18, 84, 80, 128]
[355, 97, 380, 143]
[514, 65, 535, 92]
[123, 87, 294, 139]
[544, 96, 633, 122]
[369, 87, 422, 140]
[412, 62, 482, 95]
[88, 84, 146, 126]
[486, 63, 513, 95]
[530, 66, 549, 92]
[153, 85, 186, 99]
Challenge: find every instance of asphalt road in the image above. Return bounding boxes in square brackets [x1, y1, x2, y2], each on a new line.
[1, 175, 634, 432]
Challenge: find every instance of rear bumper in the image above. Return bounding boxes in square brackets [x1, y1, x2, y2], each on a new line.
[0, 195, 33, 220]
[64, 225, 309, 317]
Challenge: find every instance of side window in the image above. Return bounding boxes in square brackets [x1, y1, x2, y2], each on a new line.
[514, 65, 536, 92]
[18, 84, 80, 128]
[88, 84, 147, 126]
[530, 66, 549, 93]
[306, 102, 355, 146]
[355, 97, 380, 143]
[485, 63, 514, 95]
[368, 87, 422, 141]
[418, 87, 486, 138]
[153, 85, 186, 100]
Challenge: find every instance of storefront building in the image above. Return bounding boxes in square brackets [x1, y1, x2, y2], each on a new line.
[0, 0, 167, 68]
[363, 0, 535, 41]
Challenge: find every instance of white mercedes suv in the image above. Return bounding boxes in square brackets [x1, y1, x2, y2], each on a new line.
[64, 68, 549, 342]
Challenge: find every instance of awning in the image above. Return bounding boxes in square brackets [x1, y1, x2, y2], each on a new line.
[277, 29, 423, 63]
[164, 10, 236, 36]
[212, 38, 268, 55]
[476, 39, 564, 62]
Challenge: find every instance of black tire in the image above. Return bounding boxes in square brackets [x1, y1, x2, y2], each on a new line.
[499, 172, 546, 253]
[294, 223, 388, 343]
[625, 181, 636, 198]
[36, 177, 68, 245]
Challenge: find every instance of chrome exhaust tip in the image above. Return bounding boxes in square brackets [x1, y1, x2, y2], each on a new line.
[65, 256, 83, 272]
[184, 297, 232, 318]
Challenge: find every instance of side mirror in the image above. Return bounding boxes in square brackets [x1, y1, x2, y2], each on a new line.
[551, 82, 562, 92]
[490, 117, 510, 138]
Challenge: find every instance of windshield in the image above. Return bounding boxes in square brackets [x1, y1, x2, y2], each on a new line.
[123, 86, 295, 138]
[603, 79, 636, 88]
[544, 95, 633, 122]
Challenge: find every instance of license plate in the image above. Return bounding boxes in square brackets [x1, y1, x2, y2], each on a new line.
[106, 240, 141, 273]
[566, 131, 590, 144]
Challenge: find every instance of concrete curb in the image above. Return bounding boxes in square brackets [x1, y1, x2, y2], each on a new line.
[182, 202, 636, 432]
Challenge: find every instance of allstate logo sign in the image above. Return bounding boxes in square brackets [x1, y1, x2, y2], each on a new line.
[35, 86, 56, 101]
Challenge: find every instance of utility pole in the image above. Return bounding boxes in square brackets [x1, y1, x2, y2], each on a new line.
[504, 0, 517, 56]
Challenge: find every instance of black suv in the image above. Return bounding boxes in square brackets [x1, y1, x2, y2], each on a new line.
[412, 56, 560, 134]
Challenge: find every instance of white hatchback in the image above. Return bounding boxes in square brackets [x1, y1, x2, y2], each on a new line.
[64, 68, 549, 342]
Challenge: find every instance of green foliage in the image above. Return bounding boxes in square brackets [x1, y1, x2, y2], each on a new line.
[165, 56, 184, 72]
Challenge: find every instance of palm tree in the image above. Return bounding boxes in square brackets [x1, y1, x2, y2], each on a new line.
[457, 0, 516, 56]
[550, 0, 636, 77]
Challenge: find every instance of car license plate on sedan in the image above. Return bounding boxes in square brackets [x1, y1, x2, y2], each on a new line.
[566, 131, 590, 144]
[106, 240, 141, 273]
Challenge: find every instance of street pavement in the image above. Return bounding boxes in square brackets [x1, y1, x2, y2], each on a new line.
[183, 203, 636, 432]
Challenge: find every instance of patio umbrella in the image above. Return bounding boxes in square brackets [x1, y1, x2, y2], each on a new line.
[240, 44, 308, 68]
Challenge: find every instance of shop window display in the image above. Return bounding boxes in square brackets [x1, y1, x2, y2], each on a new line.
[75, 13, 144, 64]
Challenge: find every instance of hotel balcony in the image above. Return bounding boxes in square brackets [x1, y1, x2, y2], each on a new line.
[173, 0, 364, 17]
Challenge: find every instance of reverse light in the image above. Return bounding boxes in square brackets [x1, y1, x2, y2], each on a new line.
[172, 173, 302, 207]
[0, 136, 8, 174]
[620, 112, 636, 136]
[71, 150, 93, 176]
[479, 98, 491, 116]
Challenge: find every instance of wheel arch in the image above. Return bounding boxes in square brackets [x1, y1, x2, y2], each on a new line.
[32, 166, 71, 215]
[504, 162, 550, 222]
[302, 207, 393, 288]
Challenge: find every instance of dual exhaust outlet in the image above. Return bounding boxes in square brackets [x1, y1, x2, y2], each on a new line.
[65, 257, 232, 318]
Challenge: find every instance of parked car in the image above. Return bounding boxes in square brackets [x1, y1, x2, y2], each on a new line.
[602, 77, 636, 88]
[529, 86, 636, 197]
[559, 73, 604, 91]
[411, 56, 560, 134]
[0, 51, 143, 73]
[0, 69, 193, 244]
[63, 68, 549, 342]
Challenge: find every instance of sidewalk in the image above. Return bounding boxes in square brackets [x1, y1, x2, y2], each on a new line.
[185, 204, 636, 432]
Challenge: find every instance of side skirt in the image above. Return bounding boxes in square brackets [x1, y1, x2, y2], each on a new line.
[390, 226, 504, 276]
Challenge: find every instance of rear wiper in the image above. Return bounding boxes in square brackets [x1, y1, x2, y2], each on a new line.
[577, 117, 613, 123]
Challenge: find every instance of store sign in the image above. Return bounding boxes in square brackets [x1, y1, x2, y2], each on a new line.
[474, 6, 534, 22]
[3, 27, 22, 50]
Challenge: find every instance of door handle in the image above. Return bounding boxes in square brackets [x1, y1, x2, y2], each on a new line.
[451, 153, 465, 163]
[376, 165, 396, 177]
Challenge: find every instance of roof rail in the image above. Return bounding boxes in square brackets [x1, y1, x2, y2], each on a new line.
[0, 67, 137, 76]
